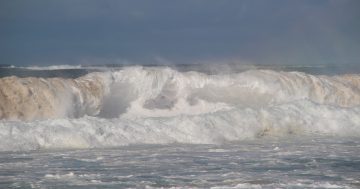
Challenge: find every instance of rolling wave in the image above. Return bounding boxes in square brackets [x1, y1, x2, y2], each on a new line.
[0, 73, 110, 120]
[0, 66, 359, 151]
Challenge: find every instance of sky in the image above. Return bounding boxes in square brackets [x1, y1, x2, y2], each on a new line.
[0, 0, 359, 66]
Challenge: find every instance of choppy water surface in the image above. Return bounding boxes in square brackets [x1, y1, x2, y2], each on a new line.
[0, 136, 359, 189]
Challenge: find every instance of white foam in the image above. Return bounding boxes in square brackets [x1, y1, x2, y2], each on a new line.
[0, 100, 359, 151]
[2, 66, 360, 120]
[103, 67, 360, 118]
[1, 66, 360, 151]
[22, 65, 83, 70]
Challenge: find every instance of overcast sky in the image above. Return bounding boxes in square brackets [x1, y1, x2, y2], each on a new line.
[0, 0, 359, 66]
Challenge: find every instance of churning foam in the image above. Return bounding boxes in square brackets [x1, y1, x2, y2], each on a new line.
[0, 66, 360, 151]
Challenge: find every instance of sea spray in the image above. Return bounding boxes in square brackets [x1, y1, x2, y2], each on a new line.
[0, 66, 360, 151]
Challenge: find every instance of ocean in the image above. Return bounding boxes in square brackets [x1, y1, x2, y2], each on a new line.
[0, 64, 359, 188]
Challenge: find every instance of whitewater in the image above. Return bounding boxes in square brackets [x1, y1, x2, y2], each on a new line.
[0, 65, 360, 188]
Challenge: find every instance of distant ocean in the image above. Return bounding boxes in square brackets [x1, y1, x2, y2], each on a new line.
[0, 64, 359, 188]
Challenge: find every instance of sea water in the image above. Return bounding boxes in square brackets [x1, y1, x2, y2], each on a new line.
[0, 64, 359, 188]
[1, 137, 359, 188]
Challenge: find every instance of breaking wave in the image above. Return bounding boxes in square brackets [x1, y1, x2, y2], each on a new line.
[0, 66, 360, 151]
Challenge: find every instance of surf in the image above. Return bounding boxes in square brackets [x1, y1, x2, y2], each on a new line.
[0, 66, 360, 151]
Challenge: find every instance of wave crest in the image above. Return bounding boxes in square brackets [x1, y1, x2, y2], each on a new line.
[1, 66, 360, 151]
[0, 73, 110, 120]
[1, 66, 360, 120]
